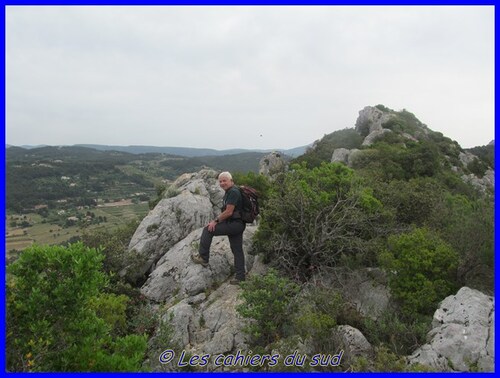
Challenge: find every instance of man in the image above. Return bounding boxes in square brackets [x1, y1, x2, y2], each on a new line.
[191, 171, 246, 284]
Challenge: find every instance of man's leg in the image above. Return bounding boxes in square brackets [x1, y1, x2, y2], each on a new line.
[228, 226, 246, 281]
[197, 221, 245, 273]
[198, 226, 214, 263]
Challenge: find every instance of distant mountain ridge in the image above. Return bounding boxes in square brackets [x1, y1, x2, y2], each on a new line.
[6, 143, 309, 158]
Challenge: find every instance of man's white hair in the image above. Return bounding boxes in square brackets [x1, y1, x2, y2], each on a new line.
[218, 171, 233, 181]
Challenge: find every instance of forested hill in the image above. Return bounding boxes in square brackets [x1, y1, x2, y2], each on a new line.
[6, 145, 288, 213]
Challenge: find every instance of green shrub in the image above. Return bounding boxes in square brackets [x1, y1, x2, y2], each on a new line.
[361, 311, 431, 355]
[255, 162, 384, 279]
[81, 220, 146, 284]
[292, 128, 364, 168]
[379, 228, 459, 317]
[292, 286, 341, 353]
[351, 346, 431, 372]
[6, 242, 147, 372]
[428, 194, 494, 292]
[237, 269, 300, 346]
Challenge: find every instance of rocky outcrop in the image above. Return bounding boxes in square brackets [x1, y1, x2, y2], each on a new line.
[331, 148, 362, 167]
[362, 129, 392, 146]
[407, 287, 494, 372]
[141, 226, 257, 302]
[454, 152, 494, 193]
[164, 282, 250, 357]
[125, 167, 493, 372]
[355, 106, 394, 146]
[259, 151, 287, 179]
[123, 169, 223, 282]
[459, 151, 478, 167]
[461, 169, 494, 194]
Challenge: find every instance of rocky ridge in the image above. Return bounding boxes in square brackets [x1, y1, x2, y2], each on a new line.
[330, 106, 494, 193]
[127, 125, 493, 372]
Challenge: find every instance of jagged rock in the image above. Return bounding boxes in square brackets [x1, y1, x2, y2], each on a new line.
[141, 226, 257, 302]
[162, 282, 250, 362]
[259, 151, 287, 179]
[362, 128, 393, 146]
[407, 287, 494, 372]
[355, 106, 394, 137]
[332, 325, 374, 364]
[331, 148, 351, 165]
[461, 169, 495, 193]
[331, 148, 362, 167]
[123, 169, 223, 282]
[459, 151, 478, 167]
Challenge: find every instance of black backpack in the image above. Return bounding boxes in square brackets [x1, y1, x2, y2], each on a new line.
[238, 186, 260, 223]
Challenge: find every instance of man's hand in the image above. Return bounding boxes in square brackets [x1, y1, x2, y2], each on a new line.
[207, 220, 218, 232]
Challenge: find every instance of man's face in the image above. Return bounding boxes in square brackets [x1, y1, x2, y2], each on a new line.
[219, 176, 233, 191]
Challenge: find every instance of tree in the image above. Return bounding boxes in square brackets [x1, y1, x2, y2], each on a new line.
[255, 162, 385, 280]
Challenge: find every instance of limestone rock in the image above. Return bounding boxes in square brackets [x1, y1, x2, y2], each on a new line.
[141, 225, 257, 302]
[259, 151, 287, 179]
[459, 151, 478, 167]
[331, 148, 362, 167]
[159, 282, 250, 366]
[461, 169, 494, 193]
[123, 169, 223, 282]
[407, 287, 494, 372]
[331, 148, 351, 165]
[332, 325, 374, 364]
[362, 128, 393, 146]
[355, 106, 394, 137]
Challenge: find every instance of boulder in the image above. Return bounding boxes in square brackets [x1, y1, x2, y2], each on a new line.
[331, 148, 362, 167]
[141, 226, 257, 302]
[332, 325, 374, 364]
[331, 148, 351, 165]
[407, 287, 494, 372]
[259, 151, 287, 179]
[123, 169, 223, 282]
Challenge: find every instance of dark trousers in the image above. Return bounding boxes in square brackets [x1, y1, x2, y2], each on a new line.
[199, 220, 246, 280]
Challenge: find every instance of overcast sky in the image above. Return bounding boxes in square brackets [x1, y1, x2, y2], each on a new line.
[5, 5, 494, 150]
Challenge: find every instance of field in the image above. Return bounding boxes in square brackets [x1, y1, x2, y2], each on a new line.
[6, 201, 150, 261]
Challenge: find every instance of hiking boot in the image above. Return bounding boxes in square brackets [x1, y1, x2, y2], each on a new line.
[191, 254, 208, 267]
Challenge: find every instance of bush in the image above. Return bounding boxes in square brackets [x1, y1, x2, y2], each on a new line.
[81, 220, 147, 285]
[6, 242, 147, 372]
[361, 311, 431, 355]
[292, 128, 364, 168]
[292, 285, 341, 353]
[378, 228, 459, 317]
[428, 194, 494, 293]
[237, 269, 300, 347]
[255, 162, 384, 279]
